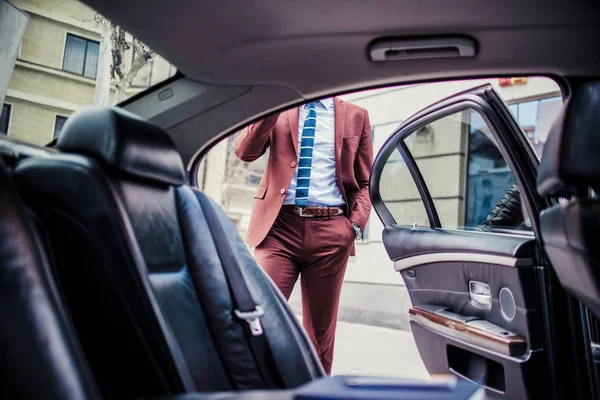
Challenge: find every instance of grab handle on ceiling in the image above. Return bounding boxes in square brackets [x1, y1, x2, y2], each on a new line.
[369, 37, 476, 62]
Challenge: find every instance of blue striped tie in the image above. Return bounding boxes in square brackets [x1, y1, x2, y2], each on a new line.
[295, 102, 317, 206]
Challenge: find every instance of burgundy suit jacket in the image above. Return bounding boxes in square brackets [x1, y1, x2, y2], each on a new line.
[235, 97, 373, 251]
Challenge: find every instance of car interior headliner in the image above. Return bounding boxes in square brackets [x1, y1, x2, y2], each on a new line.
[82, 0, 600, 169]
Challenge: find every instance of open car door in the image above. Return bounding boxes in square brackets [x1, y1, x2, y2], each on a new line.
[369, 85, 579, 399]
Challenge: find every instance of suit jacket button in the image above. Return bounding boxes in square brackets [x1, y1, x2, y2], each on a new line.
[280, 188, 286, 194]
[291, 161, 296, 168]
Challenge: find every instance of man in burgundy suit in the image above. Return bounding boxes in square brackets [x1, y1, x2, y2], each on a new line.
[235, 97, 372, 373]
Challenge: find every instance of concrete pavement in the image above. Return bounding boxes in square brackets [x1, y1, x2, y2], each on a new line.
[331, 320, 430, 379]
[295, 313, 430, 378]
[289, 281, 414, 330]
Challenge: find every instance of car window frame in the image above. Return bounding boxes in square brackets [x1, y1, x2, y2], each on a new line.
[370, 84, 550, 238]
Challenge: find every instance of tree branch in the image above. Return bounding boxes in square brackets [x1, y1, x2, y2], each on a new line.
[72, 12, 105, 30]
[80, 15, 158, 104]
[112, 36, 156, 104]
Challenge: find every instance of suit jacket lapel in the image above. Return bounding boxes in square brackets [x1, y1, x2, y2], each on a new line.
[288, 108, 300, 156]
[334, 97, 346, 180]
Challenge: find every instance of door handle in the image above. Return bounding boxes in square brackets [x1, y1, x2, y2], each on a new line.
[469, 281, 491, 308]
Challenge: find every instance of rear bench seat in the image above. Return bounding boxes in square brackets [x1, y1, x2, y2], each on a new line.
[13, 107, 323, 399]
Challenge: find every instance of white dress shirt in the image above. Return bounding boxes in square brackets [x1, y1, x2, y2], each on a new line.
[283, 98, 345, 206]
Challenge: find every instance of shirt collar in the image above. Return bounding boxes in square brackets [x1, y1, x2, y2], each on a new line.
[304, 97, 334, 111]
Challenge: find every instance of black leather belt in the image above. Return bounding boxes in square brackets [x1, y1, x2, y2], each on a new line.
[283, 205, 345, 218]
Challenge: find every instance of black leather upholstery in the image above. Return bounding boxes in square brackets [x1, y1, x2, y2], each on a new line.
[540, 200, 600, 316]
[382, 225, 535, 262]
[538, 81, 600, 197]
[58, 107, 185, 185]
[15, 155, 195, 399]
[0, 163, 99, 399]
[537, 81, 600, 317]
[14, 107, 323, 399]
[477, 184, 528, 232]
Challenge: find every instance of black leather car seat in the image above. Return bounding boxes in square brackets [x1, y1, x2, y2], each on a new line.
[0, 161, 100, 399]
[537, 81, 600, 317]
[13, 107, 323, 399]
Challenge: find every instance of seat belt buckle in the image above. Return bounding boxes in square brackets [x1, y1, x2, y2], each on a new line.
[235, 306, 265, 336]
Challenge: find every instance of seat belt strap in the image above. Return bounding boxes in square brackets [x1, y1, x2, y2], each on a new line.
[196, 194, 283, 389]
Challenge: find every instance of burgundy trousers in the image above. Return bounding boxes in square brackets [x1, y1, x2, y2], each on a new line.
[254, 206, 355, 374]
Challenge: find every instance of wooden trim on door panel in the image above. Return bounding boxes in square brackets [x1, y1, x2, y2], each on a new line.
[409, 307, 527, 357]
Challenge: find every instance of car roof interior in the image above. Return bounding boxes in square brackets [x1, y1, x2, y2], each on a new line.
[80, 0, 600, 170]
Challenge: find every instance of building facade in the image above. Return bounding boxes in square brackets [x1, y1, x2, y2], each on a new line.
[1, 0, 173, 145]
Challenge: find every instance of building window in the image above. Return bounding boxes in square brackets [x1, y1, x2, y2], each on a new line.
[0, 104, 11, 135]
[62, 34, 100, 79]
[225, 134, 267, 186]
[54, 116, 68, 139]
[463, 96, 562, 229]
[507, 96, 562, 157]
[465, 109, 515, 228]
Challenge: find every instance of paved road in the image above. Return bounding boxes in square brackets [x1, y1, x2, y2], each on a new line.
[330, 320, 430, 379]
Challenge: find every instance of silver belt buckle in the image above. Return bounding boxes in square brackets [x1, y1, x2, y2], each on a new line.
[296, 206, 310, 217]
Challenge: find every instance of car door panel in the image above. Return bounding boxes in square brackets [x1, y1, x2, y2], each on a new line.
[411, 320, 546, 398]
[400, 257, 541, 347]
[370, 85, 557, 399]
[395, 231, 546, 399]
[383, 225, 542, 345]
[388, 228, 546, 398]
